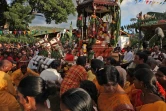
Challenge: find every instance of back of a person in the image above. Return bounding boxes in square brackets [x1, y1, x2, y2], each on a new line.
[40, 68, 62, 83]
[0, 90, 21, 111]
[0, 71, 21, 111]
[98, 91, 133, 111]
[136, 101, 166, 111]
[60, 65, 87, 95]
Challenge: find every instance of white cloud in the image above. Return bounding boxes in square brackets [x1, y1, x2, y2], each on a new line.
[30, 0, 166, 28]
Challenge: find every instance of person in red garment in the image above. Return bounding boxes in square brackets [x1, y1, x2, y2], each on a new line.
[64, 49, 74, 62]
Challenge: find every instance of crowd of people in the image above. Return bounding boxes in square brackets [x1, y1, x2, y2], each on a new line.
[0, 42, 166, 111]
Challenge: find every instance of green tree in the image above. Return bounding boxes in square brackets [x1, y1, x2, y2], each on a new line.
[4, 3, 35, 30]
[0, 0, 8, 28]
[12, 0, 75, 24]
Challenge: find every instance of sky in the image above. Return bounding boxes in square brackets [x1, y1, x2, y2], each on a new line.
[6, 0, 166, 28]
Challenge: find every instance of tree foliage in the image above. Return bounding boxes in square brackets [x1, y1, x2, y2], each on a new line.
[0, 0, 8, 27]
[1, 0, 75, 30]
[12, 0, 75, 24]
[4, 3, 35, 30]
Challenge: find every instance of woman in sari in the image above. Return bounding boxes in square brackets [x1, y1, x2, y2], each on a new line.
[133, 68, 166, 111]
[96, 65, 134, 111]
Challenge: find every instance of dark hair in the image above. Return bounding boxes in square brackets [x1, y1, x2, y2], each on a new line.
[158, 67, 166, 75]
[0, 60, 5, 68]
[136, 52, 148, 63]
[61, 88, 93, 111]
[18, 76, 56, 105]
[107, 57, 117, 66]
[21, 65, 27, 69]
[134, 63, 151, 72]
[126, 68, 135, 78]
[2, 51, 9, 56]
[76, 56, 86, 66]
[91, 59, 104, 72]
[96, 65, 120, 86]
[50, 60, 61, 69]
[134, 68, 165, 101]
[80, 80, 98, 104]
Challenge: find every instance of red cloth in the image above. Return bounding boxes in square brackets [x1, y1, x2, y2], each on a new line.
[65, 54, 74, 61]
[0, 56, 13, 61]
[60, 65, 87, 96]
[133, 81, 166, 107]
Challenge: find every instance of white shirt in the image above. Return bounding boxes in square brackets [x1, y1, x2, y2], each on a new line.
[123, 51, 133, 62]
[40, 68, 63, 84]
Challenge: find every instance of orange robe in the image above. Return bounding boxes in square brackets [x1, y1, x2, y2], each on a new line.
[136, 101, 166, 111]
[98, 87, 134, 111]
[125, 83, 141, 106]
[0, 91, 21, 111]
[11, 68, 39, 86]
[0, 71, 16, 96]
[0, 71, 21, 111]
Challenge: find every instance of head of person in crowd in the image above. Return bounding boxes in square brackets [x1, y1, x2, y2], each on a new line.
[21, 49, 27, 55]
[18, 52, 22, 58]
[50, 60, 61, 71]
[134, 52, 148, 65]
[60, 88, 93, 111]
[153, 45, 160, 53]
[146, 58, 158, 71]
[156, 67, 166, 89]
[18, 76, 56, 111]
[91, 59, 104, 74]
[106, 56, 118, 66]
[126, 46, 131, 52]
[116, 66, 127, 88]
[95, 65, 121, 91]
[142, 41, 149, 50]
[2, 51, 10, 58]
[21, 65, 28, 75]
[29, 49, 34, 56]
[0, 60, 13, 73]
[134, 68, 165, 101]
[134, 63, 151, 72]
[76, 56, 86, 67]
[13, 48, 18, 53]
[126, 68, 135, 84]
[80, 80, 98, 104]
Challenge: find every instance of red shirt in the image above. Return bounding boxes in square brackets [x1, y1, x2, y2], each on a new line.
[65, 53, 74, 61]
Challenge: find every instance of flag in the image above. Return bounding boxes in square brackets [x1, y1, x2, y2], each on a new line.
[14, 31, 17, 35]
[23, 31, 26, 35]
[27, 31, 30, 35]
[19, 31, 22, 34]
[146, 0, 149, 4]
[0, 31, 2, 35]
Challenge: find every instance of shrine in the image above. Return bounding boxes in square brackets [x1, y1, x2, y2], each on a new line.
[76, 0, 121, 60]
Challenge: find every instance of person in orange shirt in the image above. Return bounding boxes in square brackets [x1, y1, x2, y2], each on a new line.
[11, 65, 39, 86]
[134, 68, 166, 111]
[0, 60, 21, 111]
[96, 65, 134, 111]
[125, 68, 140, 106]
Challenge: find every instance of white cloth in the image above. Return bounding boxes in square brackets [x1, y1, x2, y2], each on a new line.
[151, 52, 161, 60]
[123, 51, 133, 62]
[40, 68, 62, 84]
[116, 66, 127, 83]
[153, 65, 159, 74]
